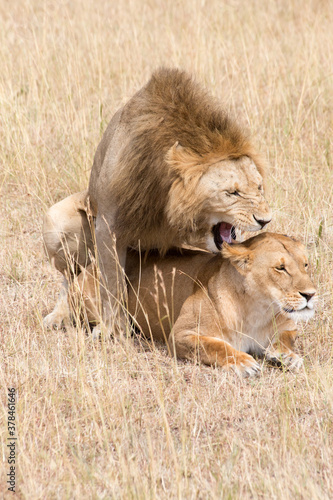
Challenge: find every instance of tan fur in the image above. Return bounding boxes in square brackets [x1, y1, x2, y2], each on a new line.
[71, 233, 316, 377]
[43, 190, 94, 274]
[88, 68, 270, 248]
[43, 68, 272, 332]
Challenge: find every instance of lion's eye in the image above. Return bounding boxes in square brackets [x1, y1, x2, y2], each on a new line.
[275, 264, 286, 272]
[258, 185, 263, 192]
[230, 191, 240, 196]
[305, 263, 309, 270]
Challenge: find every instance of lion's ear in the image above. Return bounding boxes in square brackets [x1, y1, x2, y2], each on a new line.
[173, 141, 183, 152]
[166, 142, 205, 182]
[221, 243, 253, 274]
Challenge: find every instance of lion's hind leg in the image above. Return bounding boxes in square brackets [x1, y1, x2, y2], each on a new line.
[43, 191, 95, 329]
[43, 278, 71, 330]
[43, 190, 94, 275]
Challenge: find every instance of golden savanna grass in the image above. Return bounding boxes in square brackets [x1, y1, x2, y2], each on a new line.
[1, 0, 333, 498]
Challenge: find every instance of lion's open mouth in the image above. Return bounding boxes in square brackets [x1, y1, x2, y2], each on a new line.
[212, 222, 236, 250]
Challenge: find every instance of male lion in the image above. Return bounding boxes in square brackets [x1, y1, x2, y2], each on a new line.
[43, 68, 272, 332]
[70, 233, 316, 377]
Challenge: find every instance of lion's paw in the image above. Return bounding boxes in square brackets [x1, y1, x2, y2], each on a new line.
[43, 309, 70, 330]
[227, 353, 261, 378]
[91, 325, 102, 341]
[265, 350, 303, 372]
[280, 352, 303, 372]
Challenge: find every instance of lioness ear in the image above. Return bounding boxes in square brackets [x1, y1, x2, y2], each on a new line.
[222, 243, 253, 274]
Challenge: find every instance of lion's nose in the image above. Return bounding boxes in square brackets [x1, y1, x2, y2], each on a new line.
[300, 292, 315, 302]
[254, 216, 271, 229]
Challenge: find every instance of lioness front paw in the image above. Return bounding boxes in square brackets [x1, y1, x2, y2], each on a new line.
[280, 352, 303, 371]
[226, 353, 261, 378]
[265, 350, 303, 372]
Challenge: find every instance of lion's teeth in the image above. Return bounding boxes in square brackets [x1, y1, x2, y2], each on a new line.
[237, 229, 244, 242]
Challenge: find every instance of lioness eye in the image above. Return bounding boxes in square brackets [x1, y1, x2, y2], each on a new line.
[305, 263, 309, 269]
[230, 191, 240, 196]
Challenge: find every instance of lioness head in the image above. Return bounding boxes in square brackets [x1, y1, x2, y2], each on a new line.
[222, 233, 316, 321]
[166, 146, 272, 252]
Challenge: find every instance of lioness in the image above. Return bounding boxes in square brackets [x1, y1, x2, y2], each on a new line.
[70, 233, 316, 377]
[43, 68, 272, 332]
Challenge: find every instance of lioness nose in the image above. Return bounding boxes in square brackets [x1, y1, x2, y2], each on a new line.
[254, 216, 271, 229]
[300, 292, 315, 302]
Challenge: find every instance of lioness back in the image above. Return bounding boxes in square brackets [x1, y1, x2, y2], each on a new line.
[125, 249, 214, 342]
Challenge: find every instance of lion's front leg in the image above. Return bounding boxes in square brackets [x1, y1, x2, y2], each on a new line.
[94, 214, 128, 337]
[169, 330, 260, 377]
[265, 330, 303, 371]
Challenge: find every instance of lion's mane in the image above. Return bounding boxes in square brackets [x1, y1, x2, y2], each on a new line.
[99, 68, 266, 246]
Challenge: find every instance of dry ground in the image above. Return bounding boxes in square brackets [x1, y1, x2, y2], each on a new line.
[1, 0, 333, 498]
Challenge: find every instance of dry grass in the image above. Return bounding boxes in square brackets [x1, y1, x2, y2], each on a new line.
[1, 0, 333, 498]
